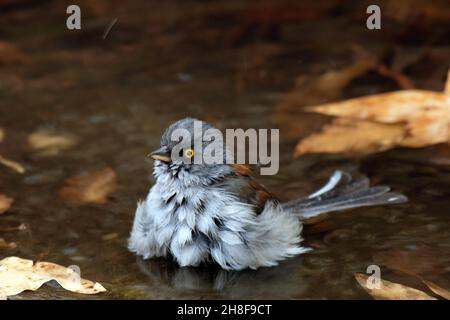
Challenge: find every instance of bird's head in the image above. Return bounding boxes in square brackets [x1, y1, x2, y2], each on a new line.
[149, 118, 233, 185]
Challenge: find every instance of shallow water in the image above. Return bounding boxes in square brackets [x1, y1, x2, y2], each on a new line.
[1, 0, 449, 299]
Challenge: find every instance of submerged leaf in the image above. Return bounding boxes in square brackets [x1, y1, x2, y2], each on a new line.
[0, 194, 14, 214]
[0, 257, 106, 299]
[0, 128, 25, 174]
[373, 246, 447, 277]
[275, 60, 376, 138]
[28, 129, 78, 157]
[0, 155, 25, 174]
[0, 238, 17, 249]
[355, 273, 436, 300]
[59, 167, 117, 204]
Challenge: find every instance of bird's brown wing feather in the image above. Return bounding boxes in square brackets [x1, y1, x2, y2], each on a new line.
[230, 164, 277, 215]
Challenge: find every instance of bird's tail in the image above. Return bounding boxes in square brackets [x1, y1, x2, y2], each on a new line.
[282, 170, 408, 220]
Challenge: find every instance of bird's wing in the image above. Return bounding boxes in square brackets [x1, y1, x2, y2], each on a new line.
[224, 164, 277, 215]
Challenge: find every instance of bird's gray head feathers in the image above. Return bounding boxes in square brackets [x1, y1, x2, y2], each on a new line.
[152, 118, 233, 185]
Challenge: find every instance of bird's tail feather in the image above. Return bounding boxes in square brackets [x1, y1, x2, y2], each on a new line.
[282, 170, 408, 220]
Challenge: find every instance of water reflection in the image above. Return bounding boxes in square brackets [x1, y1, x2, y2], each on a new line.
[137, 256, 308, 298]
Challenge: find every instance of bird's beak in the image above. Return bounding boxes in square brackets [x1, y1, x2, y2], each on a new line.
[148, 146, 171, 162]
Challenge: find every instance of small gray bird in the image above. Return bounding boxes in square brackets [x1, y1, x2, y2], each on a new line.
[128, 118, 407, 271]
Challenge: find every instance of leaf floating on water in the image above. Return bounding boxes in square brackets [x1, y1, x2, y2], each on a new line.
[294, 70, 450, 157]
[102, 233, 118, 241]
[423, 280, 450, 300]
[0, 155, 25, 174]
[0, 256, 107, 299]
[354, 273, 436, 300]
[295, 118, 405, 156]
[306, 90, 449, 124]
[275, 60, 377, 138]
[0, 194, 14, 214]
[0, 238, 17, 249]
[59, 167, 117, 204]
[28, 129, 78, 157]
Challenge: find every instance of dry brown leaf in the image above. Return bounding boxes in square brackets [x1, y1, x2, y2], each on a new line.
[0, 155, 25, 174]
[295, 71, 450, 156]
[0, 256, 106, 299]
[59, 167, 117, 204]
[404, 115, 450, 147]
[306, 90, 449, 124]
[305, 62, 377, 99]
[0, 238, 17, 249]
[355, 273, 436, 300]
[423, 280, 450, 300]
[28, 129, 78, 157]
[0, 128, 4, 143]
[295, 118, 405, 156]
[275, 59, 377, 138]
[102, 233, 119, 241]
[0, 194, 14, 214]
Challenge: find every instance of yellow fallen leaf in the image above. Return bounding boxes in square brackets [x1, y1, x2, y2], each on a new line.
[295, 118, 405, 156]
[0, 257, 106, 299]
[28, 129, 78, 157]
[307, 90, 449, 124]
[404, 115, 450, 147]
[59, 167, 117, 204]
[0, 194, 14, 214]
[423, 280, 450, 300]
[355, 273, 436, 300]
[295, 70, 450, 156]
[0, 155, 25, 174]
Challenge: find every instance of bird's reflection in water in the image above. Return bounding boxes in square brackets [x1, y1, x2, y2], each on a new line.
[137, 256, 309, 298]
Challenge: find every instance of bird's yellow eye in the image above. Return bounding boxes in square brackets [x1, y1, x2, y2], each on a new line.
[184, 148, 194, 159]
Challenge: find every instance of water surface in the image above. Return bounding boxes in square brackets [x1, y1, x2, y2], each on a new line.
[1, 0, 449, 299]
